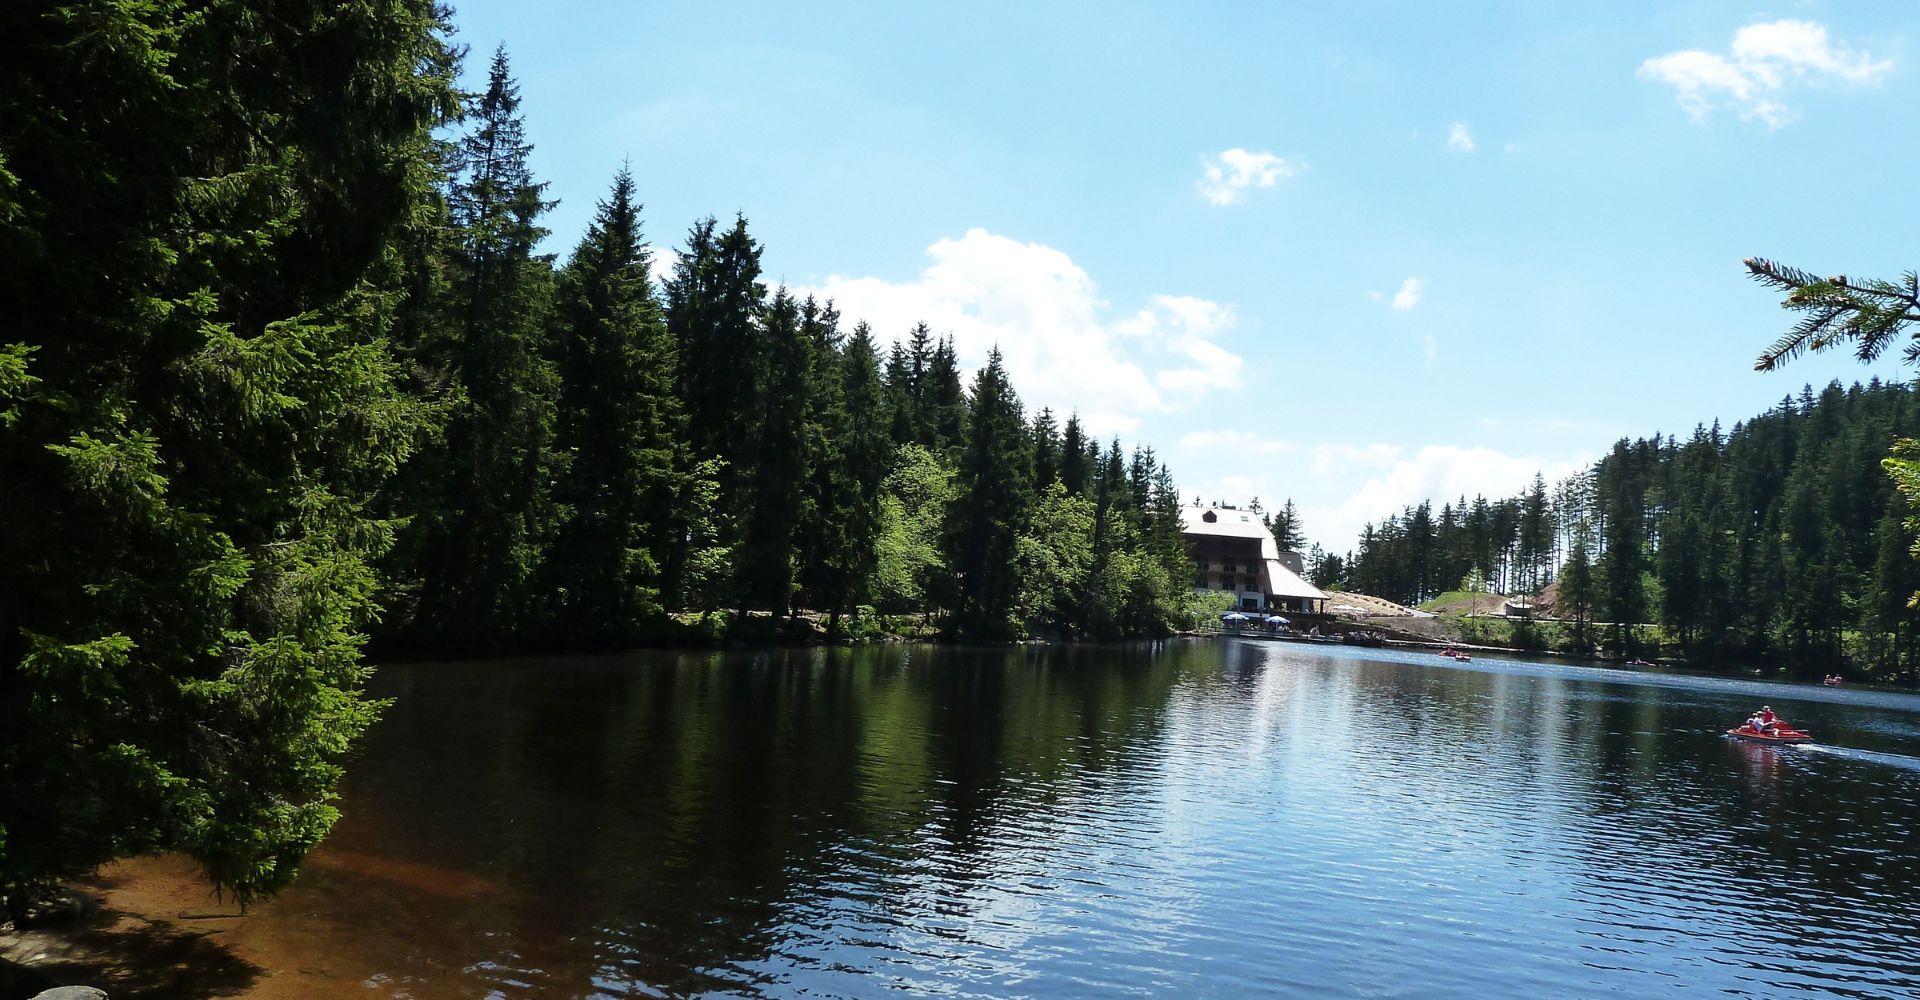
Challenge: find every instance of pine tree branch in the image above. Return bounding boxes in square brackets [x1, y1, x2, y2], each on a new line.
[1750, 258, 1920, 371]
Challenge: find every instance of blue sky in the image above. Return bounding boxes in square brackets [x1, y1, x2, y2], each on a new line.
[449, 1, 1919, 551]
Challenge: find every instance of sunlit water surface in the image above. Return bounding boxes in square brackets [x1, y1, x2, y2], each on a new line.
[256, 641, 1920, 997]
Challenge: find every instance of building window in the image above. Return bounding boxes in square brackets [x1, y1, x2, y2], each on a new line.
[1193, 575, 1207, 588]
[1223, 560, 1237, 573]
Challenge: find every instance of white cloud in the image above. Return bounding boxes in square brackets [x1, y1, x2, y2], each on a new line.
[1197, 148, 1301, 206]
[1309, 443, 1401, 476]
[1423, 334, 1438, 368]
[1503, 141, 1521, 154]
[1447, 122, 1475, 152]
[801, 229, 1245, 438]
[1391, 277, 1424, 311]
[649, 245, 681, 286]
[1179, 429, 1296, 457]
[1118, 294, 1246, 396]
[1303, 445, 1589, 551]
[1640, 19, 1891, 129]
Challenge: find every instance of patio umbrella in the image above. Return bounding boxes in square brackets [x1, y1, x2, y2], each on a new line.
[1266, 615, 1290, 624]
[1222, 612, 1249, 621]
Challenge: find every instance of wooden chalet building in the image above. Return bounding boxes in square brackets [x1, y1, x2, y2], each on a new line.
[1180, 503, 1329, 616]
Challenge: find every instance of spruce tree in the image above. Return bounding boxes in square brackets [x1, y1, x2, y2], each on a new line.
[1518, 475, 1552, 593]
[1031, 408, 1062, 493]
[545, 167, 682, 645]
[1559, 539, 1598, 651]
[793, 297, 860, 625]
[812, 323, 895, 628]
[883, 340, 916, 446]
[925, 335, 969, 455]
[408, 46, 561, 646]
[1061, 413, 1091, 496]
[904, 323, 935, 445]
[736, 289, 813, 616]
[1273, 499, 1307, 551]
[669, 214, 766, 501]
[0, 0, 457, 915]
[946, 348, 1032, 639]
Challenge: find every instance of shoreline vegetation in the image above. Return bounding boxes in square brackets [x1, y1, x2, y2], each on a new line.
[1296, 378, 1920, 687]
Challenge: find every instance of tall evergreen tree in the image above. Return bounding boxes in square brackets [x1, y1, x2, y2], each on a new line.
[925, 335, 968, 455]
[1060, 413, 1091, 496]
[668, 214, 766, 499]
[883, 339, 916, 446]
[793, 297, 851, 622]
[1517, 474, 1552, 594]
[545, 167, 681, 644]
[1272, 499, 1307, 551]
[1031, 408, 1062, 493]
[946, 348, 1032, 639]
[1596, 441, 1647, 651]
[0, 0, 457, 915]
[904, 323, 935, 445]
[407, 46, 561, 646]
[1559, 539, 1598, 650]
[736, 289, 813, 615]
[814, 323, 896, 628]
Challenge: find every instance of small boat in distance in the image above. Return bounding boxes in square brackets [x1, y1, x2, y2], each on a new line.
[1823, 674, 1844, 687]
[1625, 658, 1656, 668]
[1727, 721, 1813, 744]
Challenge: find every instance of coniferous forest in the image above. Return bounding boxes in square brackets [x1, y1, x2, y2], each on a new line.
[1308, 378, 1920, 679]
[0, 8, 1212, 917]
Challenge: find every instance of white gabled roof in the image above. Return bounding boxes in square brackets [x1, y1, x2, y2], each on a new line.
[1179, 505, 1271, 544]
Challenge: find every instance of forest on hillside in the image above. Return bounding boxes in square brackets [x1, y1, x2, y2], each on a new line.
[0, 7, 1214, 916]
[1299, 378, 1920, 678]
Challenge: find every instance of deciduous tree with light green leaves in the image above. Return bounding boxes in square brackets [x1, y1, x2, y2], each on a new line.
[874, 445, 957, 614]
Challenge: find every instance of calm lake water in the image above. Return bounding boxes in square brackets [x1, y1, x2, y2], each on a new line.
[219, 641, 1920, 997]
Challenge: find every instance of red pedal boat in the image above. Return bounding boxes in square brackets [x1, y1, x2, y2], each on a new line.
[1726, 722, 1812, 744]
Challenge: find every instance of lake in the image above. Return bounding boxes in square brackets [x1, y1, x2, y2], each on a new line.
[51, 640, 1920, 997]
